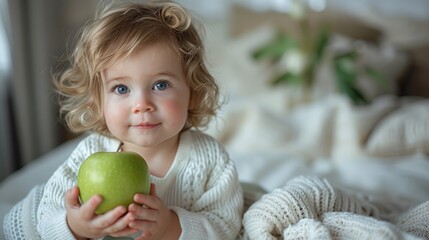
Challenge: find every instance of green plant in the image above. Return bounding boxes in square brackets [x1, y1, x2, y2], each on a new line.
[251, 1, 385, 105]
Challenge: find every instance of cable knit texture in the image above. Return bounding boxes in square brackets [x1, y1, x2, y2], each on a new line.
[4, 130, 243, 240]
[242, 176, 428, 240]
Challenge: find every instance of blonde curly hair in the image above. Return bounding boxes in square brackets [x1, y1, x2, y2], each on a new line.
[54, 1, 219, 136]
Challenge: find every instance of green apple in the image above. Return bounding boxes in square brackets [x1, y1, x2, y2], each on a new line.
[77, 151, 150, 214]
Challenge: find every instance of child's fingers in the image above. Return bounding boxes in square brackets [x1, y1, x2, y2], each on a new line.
[65, 186, 80, 208]
[128, 203, 158, 222]
[102, 212, 136, 235]
[133, 184, 157, 205]
[133, 193, 159, 209]
[92, 205, 128, 228]
[79, 194, 103, 219]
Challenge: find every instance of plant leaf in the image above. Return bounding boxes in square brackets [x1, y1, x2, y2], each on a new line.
[252, 31, 299, 60]
[271, 72, 303, 86]
[334, 50, 359, 84]
[303, 27, 330, 86]
[334, 59, 369, 105]
[309, 27, 330, 69]
[364, 66, 388, 89]
[334, 51, 358, 61]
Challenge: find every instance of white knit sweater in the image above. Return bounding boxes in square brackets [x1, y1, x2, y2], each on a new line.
[4, 130, 244, 240]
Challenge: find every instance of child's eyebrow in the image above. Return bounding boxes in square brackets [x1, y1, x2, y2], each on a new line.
[157, 71, 181, 79]
[103, 71, 183, 82]
[104, 76, 128, 83]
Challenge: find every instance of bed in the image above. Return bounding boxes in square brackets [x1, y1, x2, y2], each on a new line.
[203, 6, 429, 238]
[1, 3, 429, 240]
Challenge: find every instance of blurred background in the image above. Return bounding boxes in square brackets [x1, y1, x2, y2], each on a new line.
[1, 0, 429, 182]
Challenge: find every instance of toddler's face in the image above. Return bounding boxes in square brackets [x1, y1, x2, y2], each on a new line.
[102, 41, 190, 149]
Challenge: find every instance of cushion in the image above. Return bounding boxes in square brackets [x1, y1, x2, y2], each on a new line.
[366, 99, 429, 156]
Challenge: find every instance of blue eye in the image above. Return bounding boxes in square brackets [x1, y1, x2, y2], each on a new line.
[114, 84, 130, 94]
[153, 81, 169, 91]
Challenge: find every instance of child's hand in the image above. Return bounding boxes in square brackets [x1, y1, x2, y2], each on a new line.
[65, 186, 137, 239]
[128, 183, 181, 240]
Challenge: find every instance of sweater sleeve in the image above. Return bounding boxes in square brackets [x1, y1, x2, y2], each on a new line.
[35, 140, 87, 239]
[171, 133, 244, 240]
[35, 133, 117, 239]
[3, 184, 45, 240]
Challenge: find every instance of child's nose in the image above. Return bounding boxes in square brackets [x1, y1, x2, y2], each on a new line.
[132, 95, 155, 113]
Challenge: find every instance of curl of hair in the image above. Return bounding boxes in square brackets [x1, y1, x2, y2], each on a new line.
[54, 1, 220, 135]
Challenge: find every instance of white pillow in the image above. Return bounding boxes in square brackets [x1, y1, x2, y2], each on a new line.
[331, 95, 397, 160]
[366, 99, 429, 156]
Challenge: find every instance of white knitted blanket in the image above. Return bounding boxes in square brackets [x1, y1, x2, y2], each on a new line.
[242, 176, 429, 240]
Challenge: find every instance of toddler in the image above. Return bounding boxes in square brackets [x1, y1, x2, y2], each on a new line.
[6, 1, 244, 240]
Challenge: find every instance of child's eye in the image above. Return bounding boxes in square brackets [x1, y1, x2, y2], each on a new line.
[153, 81, 169, 91]
[113, 84, 130, 94]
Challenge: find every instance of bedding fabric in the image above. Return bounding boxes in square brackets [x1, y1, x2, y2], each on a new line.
[242, 176, 428, 240]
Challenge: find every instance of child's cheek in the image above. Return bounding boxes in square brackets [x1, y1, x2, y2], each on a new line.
[104, 98, 128, 122]
[161, 99, 189, 125]
[164, 98, 187, 113]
